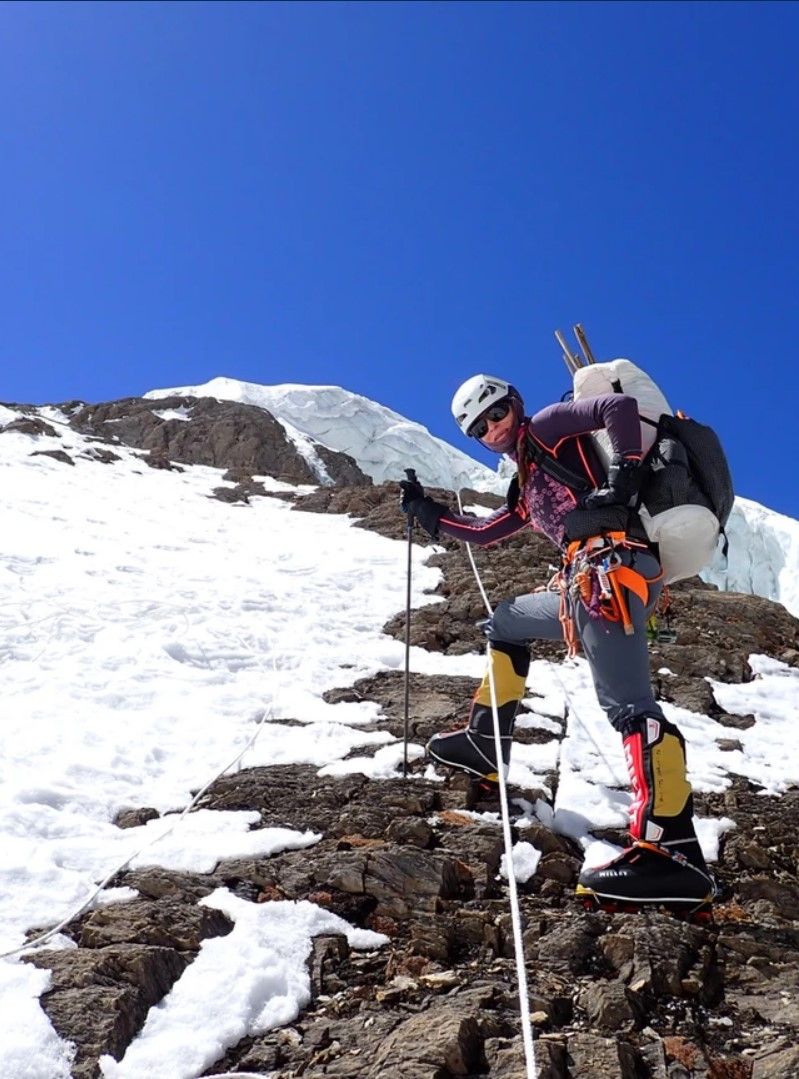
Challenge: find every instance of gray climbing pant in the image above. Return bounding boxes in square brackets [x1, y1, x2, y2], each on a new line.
[486, 548, 665, 732]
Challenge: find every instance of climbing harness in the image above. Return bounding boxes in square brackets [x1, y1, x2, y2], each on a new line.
[557, 531, 662, 655]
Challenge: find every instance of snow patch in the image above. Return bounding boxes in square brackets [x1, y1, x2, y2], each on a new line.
[0, 963, 75, 1079]
[100, 890, 387, 1079]
[500, 841, 542, 883]
[318, 740, 425, 779]
[278, 416, 334, 484]
[150, 407, 192, 422]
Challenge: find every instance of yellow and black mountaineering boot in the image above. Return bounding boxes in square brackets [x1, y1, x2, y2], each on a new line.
[427, 641, 529, 783]
[576, 714, 717, 920]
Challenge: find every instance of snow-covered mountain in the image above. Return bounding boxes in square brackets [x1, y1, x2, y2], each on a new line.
[146, 377, 499, 492]
[702, 496, 799, 618]
[147, 378, 799, 618]
[1, 394, 798, 1078]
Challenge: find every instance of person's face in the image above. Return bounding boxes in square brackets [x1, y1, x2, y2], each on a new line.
[470, 399, 515, 450]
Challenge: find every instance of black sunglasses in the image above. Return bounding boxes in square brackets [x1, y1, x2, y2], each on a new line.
[468, 399, 511, 439]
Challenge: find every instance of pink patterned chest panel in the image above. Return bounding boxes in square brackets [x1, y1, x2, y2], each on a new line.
[522, 468, 578, 548]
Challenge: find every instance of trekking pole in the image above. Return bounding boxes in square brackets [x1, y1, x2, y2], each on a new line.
[555, 328, 582, 375]
[573, 323, 597, 365]
[402, 468, 418, 779]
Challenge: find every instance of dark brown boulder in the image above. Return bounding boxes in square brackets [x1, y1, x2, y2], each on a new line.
[77, 896, 232, 950]
[24, 944, 188, 1079]
[369, 1007, 485, 1077]
[1, 416, 58, 437]
[30, 448, 75, 465]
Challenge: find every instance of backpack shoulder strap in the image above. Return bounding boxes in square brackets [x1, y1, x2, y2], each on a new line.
[525, 430, 592, 493]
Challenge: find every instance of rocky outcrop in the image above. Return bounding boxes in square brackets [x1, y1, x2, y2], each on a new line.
[14, 449, 799, 1078]
[23, 887, 233, 1077]
[69, 395, 371, 487]
[25, 945, 190, 1079]
[1, 415, 58, 437]
[24, 757, 799, 1078]
[30, 448, 76, 466]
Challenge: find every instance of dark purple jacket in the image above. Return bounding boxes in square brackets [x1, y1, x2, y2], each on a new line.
[438, 394, 642, 550]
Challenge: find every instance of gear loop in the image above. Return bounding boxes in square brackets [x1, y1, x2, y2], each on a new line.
[557, 530, 662, 646]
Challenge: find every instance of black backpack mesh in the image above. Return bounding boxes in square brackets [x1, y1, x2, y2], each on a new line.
[640, 414, 734, 528]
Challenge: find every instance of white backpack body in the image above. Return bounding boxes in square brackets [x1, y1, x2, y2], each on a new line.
[572, 358, 723, 584]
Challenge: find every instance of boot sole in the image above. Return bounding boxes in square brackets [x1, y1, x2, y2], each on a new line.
[575, 883, 715, 924]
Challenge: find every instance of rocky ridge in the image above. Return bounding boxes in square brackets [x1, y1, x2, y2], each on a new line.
[4, 402, 799, 1078]
[2, 395, 372, 489]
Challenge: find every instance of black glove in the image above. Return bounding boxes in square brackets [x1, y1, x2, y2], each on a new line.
[582, 455, 642, 510]
[399, 476, 425, 513]
[563, 504, 631, 542]
[399, 477, 447, 538]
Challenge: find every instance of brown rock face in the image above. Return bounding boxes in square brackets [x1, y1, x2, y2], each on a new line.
[24, 945, 189, 1079]
[369, 1006, 486, 1076]
[23, 898, 233, 1077]
[10, 413, 798, 1078]
[69, 395, 371, 487]
[76, 896, 232, 951]
[1, 415, 58, 437]
[28, 764, 799, 1078]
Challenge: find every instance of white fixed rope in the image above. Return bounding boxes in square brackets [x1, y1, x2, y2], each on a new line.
[454, 490, 538, 1079]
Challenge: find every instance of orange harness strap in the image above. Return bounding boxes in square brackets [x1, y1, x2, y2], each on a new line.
[557, 574, 581, 658]
[609, 571, 634, 635]
[559, 532, 664, 646]
[612, 565, 650, 606]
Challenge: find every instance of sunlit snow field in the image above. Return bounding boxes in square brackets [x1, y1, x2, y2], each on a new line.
[1, 409, 798, 1079]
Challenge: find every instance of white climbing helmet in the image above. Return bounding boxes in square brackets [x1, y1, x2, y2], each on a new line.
[450, 374, 522, 437]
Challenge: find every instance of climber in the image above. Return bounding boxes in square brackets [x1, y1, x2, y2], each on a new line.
[399, 374, 716, 914]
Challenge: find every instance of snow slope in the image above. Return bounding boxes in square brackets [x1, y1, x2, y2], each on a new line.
[146, 378, 799, 617]
[1, 402, 798, 1078]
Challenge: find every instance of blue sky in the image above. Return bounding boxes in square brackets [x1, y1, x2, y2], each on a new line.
[2, 2, 798, 519]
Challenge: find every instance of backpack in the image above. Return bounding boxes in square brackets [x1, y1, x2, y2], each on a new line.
[571, 358, 734, 584]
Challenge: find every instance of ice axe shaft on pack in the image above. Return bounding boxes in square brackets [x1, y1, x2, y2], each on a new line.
[573, 323, 597, 365]
[555, 328, 582, 375]
[555, 324, 599, 376]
